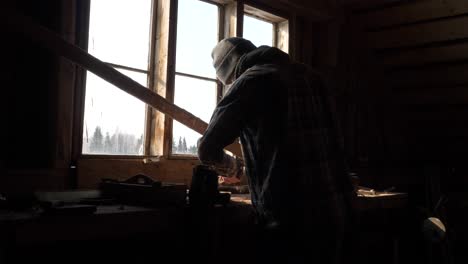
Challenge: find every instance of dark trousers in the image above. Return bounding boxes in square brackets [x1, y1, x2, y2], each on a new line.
[254, 193, 356, 264]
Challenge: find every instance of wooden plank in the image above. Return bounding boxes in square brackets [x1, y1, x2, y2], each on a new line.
[55, 0, 77, 171]
[277, 20, 289, 53]
[275, 0, 334, 20]
[381, 42, 468, 66]
[237, 0, 244, 37]
[218, 3, 226, 41]
[390, 86, 468, 104]
[244, 4, 286, 23]
[346, 0, 407, 13]
[77, 158, 199, 188]
[2, 8, 243, 158]
[148, 0, 171, 157]
[146, 0, 159, 156]
[164, 0, 178, 157]
[405, 122, 468, 138]
[369, 16, 468, 49]
[399, 104, 468, 121]
[388, 63, 468, 89]
[71, 0, 91, 170]
[358, 0, 468, 29]
[224, 2, 238, 38]
[242, 0, 334, 21]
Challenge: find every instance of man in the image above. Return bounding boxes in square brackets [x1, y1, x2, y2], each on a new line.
[198, 37, 355, 263]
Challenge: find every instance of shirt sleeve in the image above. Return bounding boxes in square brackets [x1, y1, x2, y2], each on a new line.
[197, 76, 256, 177]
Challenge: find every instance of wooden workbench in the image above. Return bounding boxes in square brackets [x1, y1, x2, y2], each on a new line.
[0, 192, 408, 264]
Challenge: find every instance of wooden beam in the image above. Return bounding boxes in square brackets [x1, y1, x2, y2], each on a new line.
[277, 20, 289, 53]
[244, 4, 286, 23]
[77, 158, 199, 188]
[220, 0, 335, 21]
[275, 0, 334, 20]
[146, 0, 162, 156]
[346, 0, 406, 13]
[55, 0, 78, 171]
[381, 41, 468, 66]
[2, 8, 242, 157]
[369, 16, 468, 49]
[237, 0, 244, 37]
[401, 104, 468, 122]
[388, 63, 468, 89]
[390, 86, 468, 104]
[224, 1, 238, 38]
[164, 0, 178, 157]
[357, 0, 468, 30]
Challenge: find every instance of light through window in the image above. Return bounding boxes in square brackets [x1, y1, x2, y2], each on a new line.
[82, 0, 152, 155]
[172, 0, 219, 155]
[243, 15, 274, 47]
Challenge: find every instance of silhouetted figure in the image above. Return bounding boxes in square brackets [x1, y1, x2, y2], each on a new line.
[198, 37, 355, 263]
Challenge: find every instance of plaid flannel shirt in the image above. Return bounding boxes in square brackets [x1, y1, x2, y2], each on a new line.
[198, 46, 352, 224]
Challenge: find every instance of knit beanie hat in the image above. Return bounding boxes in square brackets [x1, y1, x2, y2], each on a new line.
[211, 37, 256, 85]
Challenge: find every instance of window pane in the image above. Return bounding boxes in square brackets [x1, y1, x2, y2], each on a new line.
[172, 75, 217, 155]
[82, 69, 147, 155]
[176, 0, 218, 78]
[88, 0, 152, 70]
[243, 15, 274, 47]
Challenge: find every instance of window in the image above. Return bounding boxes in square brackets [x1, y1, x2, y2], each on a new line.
[172, 0, 220, 155]
[243, 15, 274, 47]
[78, 0, 289, 159]
[82, 0, 152, 155]
[244, 4, 289, 54]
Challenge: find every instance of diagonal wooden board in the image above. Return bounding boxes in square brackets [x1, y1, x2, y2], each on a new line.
[2, 9, 242, 157]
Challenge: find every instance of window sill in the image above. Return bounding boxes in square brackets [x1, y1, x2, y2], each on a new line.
[167, 154, 199, 161]
[79, 154, 162, 161]
[77, 154, 199, 163]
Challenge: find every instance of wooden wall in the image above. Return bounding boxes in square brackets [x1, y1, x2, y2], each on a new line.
[336, 0, 468, 187]
[2, 0, 70, 192]
[340, 1, 468, 261]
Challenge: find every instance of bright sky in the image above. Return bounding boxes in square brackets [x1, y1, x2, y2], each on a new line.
[83, 0, 274, 154]
[243, 15, 274, 47]
[84, 0, 151, 146]
[172, 0, 218, 150]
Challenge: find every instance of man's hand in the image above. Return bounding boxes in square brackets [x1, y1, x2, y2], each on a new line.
[218, 175, 241, 185]
[197, 137, 244, 179]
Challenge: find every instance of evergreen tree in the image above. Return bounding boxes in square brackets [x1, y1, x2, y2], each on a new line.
[111, 131, 118, 154]
[188, 145, 197, 154]
[104, 132, 112, 153]
[172, 137, 177, 153]
[117, 133, 125, 154]
[136, 134, 143, 154]
[182, 137, 188, 153]
[90, 126, 104, 153]
[178, 136, 183, 153]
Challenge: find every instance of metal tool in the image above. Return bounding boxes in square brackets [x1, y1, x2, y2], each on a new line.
[189, 165, 230, 207]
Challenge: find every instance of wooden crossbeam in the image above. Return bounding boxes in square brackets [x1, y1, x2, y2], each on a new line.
[2, 8, 242, 157]
[369, 16, 468, 50]
[357, 0, 468, 30]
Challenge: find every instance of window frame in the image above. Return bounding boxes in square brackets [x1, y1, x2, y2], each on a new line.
[243, 4, 289, 52]
[168, 0, 225, 158]
[78, 0, 156, 159]
[74, 0, 290, 162]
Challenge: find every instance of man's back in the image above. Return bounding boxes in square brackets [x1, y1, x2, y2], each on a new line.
[200, 39, 355, 263]
[221, 49, 348, 219]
